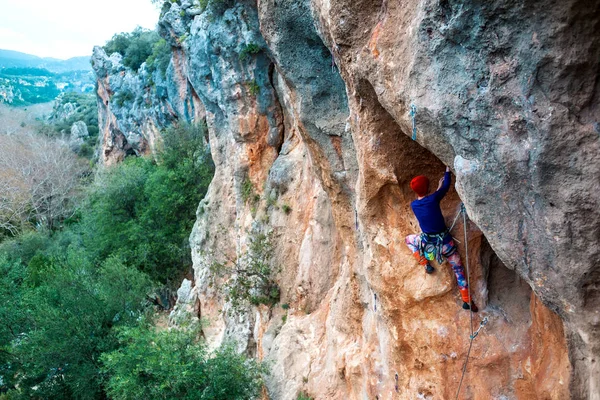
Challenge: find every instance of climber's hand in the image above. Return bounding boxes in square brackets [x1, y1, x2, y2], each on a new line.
[445, 166, 450, 172]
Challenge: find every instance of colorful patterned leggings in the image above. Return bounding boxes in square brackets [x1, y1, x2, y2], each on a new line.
[405, 234, 471, 303]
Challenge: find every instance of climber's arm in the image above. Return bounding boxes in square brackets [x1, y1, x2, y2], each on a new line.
[433, 167, 451, 200]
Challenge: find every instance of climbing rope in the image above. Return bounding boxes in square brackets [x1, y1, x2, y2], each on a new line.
[409, 104, 417, 140]
[448, 205, 463, 232]
[453, 203, 488, 400]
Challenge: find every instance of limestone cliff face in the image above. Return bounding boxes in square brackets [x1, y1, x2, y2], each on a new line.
[96, 0, 599, 398]
[91, 44, 204, 165]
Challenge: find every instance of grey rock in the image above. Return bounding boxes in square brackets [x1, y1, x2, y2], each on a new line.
[70, 120, 88, 140]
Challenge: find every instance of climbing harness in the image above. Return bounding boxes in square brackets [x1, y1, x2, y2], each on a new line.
[409, 104, 417, 140]
[452, 203, 489, 400]
[418, 230, 456, 264]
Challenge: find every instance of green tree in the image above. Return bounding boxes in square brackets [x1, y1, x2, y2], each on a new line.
[146, 38, 172, 78]
[102, 320, 265, 400]
[103, 27, 161, 72]
[210, 230, 280, 312]
[0, 251, 152, 398]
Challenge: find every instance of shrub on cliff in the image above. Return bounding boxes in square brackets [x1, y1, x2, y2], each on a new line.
[210, 230, 280, 313]
[145, 38, 172, 78]
[101, 320, 266, 400]
[103, 27, 160, 72]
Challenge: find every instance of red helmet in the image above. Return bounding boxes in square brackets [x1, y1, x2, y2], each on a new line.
[410, 175, 429, 196]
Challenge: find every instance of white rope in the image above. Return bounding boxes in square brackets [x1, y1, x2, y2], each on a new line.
[455, 204, 474, 399]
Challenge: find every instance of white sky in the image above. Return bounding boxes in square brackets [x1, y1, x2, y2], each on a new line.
[0, 0, 160, 59]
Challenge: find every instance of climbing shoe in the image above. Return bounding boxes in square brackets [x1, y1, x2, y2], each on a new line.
[462, 301, 479, 312]
[425, 263, 435, 274]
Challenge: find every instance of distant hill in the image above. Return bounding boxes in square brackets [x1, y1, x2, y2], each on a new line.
[0, 50, 95, 106]
[0, 49, 92, 73]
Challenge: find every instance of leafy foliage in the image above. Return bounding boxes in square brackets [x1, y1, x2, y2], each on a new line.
[0, 122, 220, 398]
[102, 320, 265, 400]
[145, 38, 172, 78]
[247, 80, 260, 96]
[241, 176, 255, 204]
[103, 27, 161, 72]
[239, 43, 262, 61]
[0, 251, 152, 399]
[210, 230, 280, 313]
[113, 89, 135, 107]
[46, 92, 99, 158]
[79, 123, 213, 284]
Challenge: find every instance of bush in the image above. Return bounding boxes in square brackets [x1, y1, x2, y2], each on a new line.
[0, 251, 152, 399]
[210, 230, 280, 313]
[145, 38, 172, 78]
[239, 43, 262, 61]
[248, 80, 260, 96]
[114, 89, 135, 107]
[103, 27, 161, 72]
[102, 320, 266, 400]
[241, 176, 254, 204]
[49, 92, 99, 159]
[0, 230, 51, 264]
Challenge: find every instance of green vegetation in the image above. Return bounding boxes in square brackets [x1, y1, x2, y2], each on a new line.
[0, 72, 60, 106]
[210, 230, 280, 313]
[102, 321, 265, 400]
[239, 43, 262, 62]
[103, 27, 172, 77]
[241, 176, 255, 204]
[145, 38, 172, 78]
[103, 27, 164, 72]
[0, 251, 152, 399]
[0, 123, 264, 399]
[78, 123, 213, 284]
[1, 67, 54, 77]
[297, 393, 314, 400]
[44, 92, 99, 158]
[282, 204, 292, 215]
[248, 79, 260, 96]
[196, 0, 228, 13]
[0, 67, 94, 107]
[113, 89, 135, 107]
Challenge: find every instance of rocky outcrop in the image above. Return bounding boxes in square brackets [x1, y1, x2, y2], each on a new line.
[307, 0, 599, 397]
[91, 45, 192, 165]
[97, 0, 599, 398]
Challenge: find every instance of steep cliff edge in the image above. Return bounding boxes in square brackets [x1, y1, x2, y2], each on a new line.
[94, 0, 599, 398]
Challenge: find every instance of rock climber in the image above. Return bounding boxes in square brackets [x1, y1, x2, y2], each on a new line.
[405, 166, 478, 312]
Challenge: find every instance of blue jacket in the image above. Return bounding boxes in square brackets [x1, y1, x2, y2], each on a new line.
[410, 171, 451, 234]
